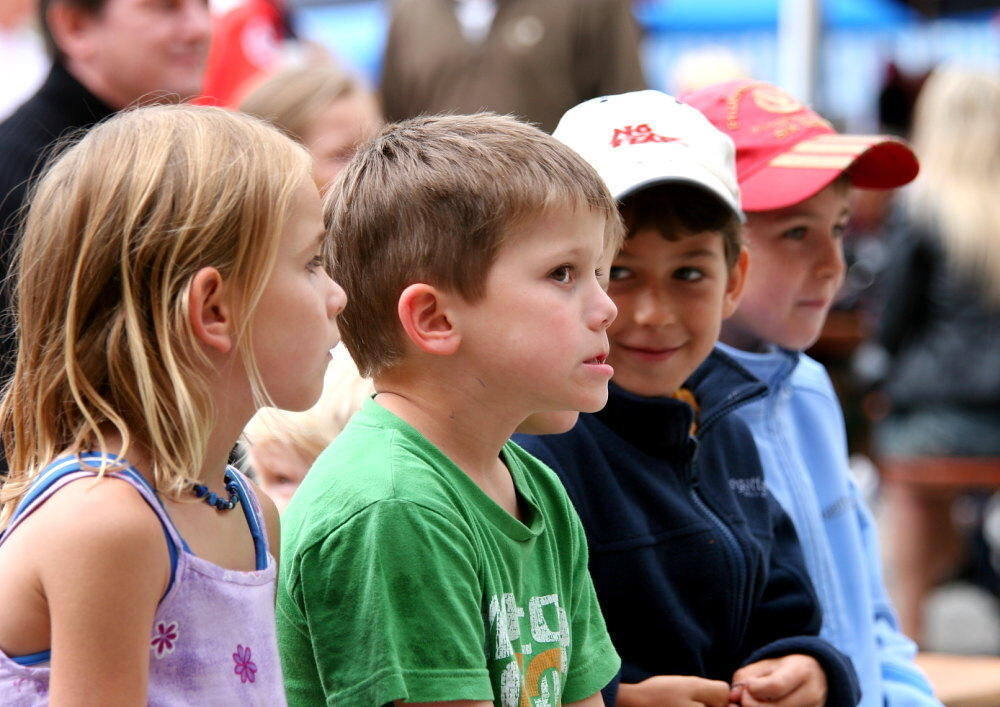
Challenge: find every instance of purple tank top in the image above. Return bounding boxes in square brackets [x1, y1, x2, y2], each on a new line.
[0, 453, 287, 706]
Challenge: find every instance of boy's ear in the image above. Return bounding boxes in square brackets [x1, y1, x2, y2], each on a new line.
[722, 246, 750, 319]
[188, 267, 234, 354]
[397, 283, 461, 356]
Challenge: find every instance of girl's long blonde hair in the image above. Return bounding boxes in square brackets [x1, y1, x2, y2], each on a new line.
[906, 66, 1000, 303]
[0, 104, 311, 528]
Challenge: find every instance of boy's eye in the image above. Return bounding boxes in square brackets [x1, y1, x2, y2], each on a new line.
[549, 265, 573, 283]
[782, 226, 808, 241]
[673, 267, 704, 282]
[832, 223, 848, 239]
[608, 266, 633, 282]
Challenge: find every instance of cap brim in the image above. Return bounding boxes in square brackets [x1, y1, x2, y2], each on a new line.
[740, 137, 919, 212]
[609, 164, 745, 222]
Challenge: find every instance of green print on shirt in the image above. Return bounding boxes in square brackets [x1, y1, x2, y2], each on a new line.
[489, 592, 569, 707]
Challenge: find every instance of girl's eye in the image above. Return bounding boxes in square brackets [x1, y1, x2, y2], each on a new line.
[307, 255, 325, 272]
[674, 267, 704, 282]
[782, 226, 808, 241]
[832, 223, 848, 239]
[608, 266, 633, 282]
[549, 265, 573, 283]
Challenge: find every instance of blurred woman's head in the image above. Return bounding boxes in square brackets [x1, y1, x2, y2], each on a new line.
[908, 65, 1000, 303]
[240, 64, 383, 193]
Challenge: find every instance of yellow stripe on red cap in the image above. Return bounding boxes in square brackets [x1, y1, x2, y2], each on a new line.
[769, 153, 856, 169]
[790, 137, 884, 154]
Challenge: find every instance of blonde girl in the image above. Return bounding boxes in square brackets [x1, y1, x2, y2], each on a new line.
[0, 104, 346, 704]
[875, 66, 1000, 644]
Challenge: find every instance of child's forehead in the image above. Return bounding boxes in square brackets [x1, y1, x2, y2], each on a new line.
[618, 225, 728, 258]
[502, 205, 610, 248]
[746, 180, 851, 226]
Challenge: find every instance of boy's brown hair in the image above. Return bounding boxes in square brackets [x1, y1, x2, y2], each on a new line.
[327, 113, 623, 378]
[620, 182, 742, 268]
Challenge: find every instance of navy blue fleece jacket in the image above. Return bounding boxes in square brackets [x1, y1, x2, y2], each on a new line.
[514, 350, 860, 705]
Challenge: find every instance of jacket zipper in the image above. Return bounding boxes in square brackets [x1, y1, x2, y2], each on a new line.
[688, 454, 748, 650]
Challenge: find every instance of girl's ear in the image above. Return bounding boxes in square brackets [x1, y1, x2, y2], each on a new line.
[397, 283, 460, 356]
[722, 246, 750, 319]
[188, 267, 234, 354]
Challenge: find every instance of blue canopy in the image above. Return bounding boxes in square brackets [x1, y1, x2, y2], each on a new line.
[636, 0, 918, 32]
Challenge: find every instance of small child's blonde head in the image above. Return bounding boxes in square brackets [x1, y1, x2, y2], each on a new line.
[0, 104, 312, 522]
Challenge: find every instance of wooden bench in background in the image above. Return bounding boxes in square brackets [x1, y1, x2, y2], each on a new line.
[879, 457, 1000, 488]
[882, 461, 1000, 705]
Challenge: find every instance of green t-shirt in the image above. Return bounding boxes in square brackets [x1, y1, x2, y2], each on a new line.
[277, 398, 620, 706]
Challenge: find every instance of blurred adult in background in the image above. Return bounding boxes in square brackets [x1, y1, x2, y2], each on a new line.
[240, 64, 382, 193]
[380, 0, 645, 133]
[874, 66, 1000, 645]
[0, 0, 211, 467]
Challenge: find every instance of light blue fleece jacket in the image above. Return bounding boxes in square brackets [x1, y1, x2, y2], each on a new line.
[716, 343, 938, 707]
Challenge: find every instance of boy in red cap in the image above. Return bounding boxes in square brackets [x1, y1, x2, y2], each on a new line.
[684, 80, 937, 706]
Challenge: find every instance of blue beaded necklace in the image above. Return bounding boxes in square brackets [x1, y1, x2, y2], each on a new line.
[191, 470, 241, 511]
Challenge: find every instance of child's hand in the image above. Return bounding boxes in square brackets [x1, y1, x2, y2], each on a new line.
[618, 675, 731, 707]
[730, 654, 827, 707]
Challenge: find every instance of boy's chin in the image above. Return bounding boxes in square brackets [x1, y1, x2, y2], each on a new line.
[612, 373, 688, 399]
[773, 327, 825, 352]
[516, 410, 581, 436]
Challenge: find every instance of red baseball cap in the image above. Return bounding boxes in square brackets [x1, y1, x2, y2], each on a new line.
[682, 79, 919, 212]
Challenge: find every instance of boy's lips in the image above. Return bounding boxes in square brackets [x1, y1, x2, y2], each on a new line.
[616, 342, 683, 362]
[796, 298, 831, 308]
[582, 352, 614, 377]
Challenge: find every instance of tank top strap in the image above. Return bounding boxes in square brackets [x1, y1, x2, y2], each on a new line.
[0, 453, 186, 597]
[225, 466, 270, 571]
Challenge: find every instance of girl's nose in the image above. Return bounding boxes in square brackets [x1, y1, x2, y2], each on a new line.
[328, 278, 348, 319]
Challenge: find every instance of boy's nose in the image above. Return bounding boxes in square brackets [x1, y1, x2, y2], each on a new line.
[590, 286, 618, 330]
[815, 235, 846, 282]
[634, 289, 676, 327]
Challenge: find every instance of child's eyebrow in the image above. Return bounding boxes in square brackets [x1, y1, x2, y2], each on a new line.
[300, 231, 326, 255]
[544, 245, 594, 260]
[677, 248, 716, 259]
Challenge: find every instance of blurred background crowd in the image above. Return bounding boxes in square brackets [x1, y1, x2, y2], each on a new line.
[1, 0, 998, 660]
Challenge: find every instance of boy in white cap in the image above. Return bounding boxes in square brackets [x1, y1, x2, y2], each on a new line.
[684, 80, 936, 706]
[516, 90, 859, 707]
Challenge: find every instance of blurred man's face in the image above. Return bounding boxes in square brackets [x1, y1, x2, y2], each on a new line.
[75, 0, 211, 107]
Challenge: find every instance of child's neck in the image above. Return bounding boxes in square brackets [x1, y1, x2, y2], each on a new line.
[95, 422, 238, 495]
[719, 323, 769, 353]
[372, 372, 525, 518]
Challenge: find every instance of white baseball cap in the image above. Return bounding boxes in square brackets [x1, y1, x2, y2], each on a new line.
[553, 89, 744, 221]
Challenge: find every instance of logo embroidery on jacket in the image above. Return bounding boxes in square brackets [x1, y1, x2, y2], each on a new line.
[729, 477, 768, 498]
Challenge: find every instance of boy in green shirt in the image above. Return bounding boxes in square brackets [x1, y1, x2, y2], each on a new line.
[277, 114, 623, 706]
